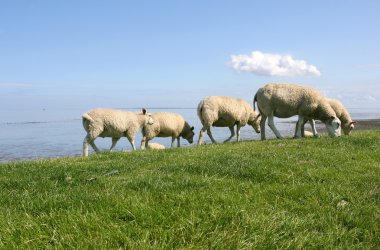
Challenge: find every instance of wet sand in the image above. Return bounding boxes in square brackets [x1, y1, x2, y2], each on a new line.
[298, 119, 380, 134]
[352, 119, 380, 130]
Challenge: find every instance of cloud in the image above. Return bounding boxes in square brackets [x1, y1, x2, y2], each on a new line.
[230, 51, 321, 77]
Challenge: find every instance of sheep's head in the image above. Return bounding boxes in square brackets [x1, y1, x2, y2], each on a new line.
[141, 108, 154, 125]
[248, 112, 261, 133]
[342, 121, 356, 135]
[325, 116, 341, 137]
[182, 125, 195, 144]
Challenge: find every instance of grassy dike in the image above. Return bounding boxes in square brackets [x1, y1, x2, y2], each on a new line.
[0, 130, 379, 249]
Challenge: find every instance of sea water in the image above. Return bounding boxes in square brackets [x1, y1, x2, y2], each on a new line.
[0, 107, 379, 162]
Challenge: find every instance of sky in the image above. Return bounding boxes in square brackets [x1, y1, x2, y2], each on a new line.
[0, 0, 379, 118]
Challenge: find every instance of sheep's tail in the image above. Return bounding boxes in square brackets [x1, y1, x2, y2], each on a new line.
[82, 113, 94, 126]
[197, 100, 206, 124]
[253, 93, 258, 112]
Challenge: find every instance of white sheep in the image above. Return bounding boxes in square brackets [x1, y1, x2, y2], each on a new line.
[300, 98, 355, 137]
[197, 96, 261, 145]
[254, 83, 341, 140]
[140, 112, 195, 149]
[146, 142, 166, 150]
[82, 108, 153, 157]
[303, 130, 314, 137]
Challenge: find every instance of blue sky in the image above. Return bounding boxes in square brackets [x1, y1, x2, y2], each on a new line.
[0, 0, 379, 115]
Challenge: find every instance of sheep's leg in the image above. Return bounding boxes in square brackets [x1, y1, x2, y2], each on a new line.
[295, 119, 308, 137]
[260, 115, 267, 140]
[268, 115, 283, 139]
[177, 137, 180, 147]
[207, 127, 217, 143]
[140, 137, 146, 150]
[141, 135, 155, 150]
[83, 136, 89, 157]
[198, 128, 205, 145]
[198, 125, 209, 145]
[224, 126, 235, 142]
[109, 137, 120, 151]
[127, 135, 136, 150]
[130, 140, 137, 150]
[301, 119, 307, 137]
[309, 119, 319, 137]
[295, 116, 304, 138]
[83, 135, 100, 157]
[236, 124, 242, 142]
[171, 137, 176, 148]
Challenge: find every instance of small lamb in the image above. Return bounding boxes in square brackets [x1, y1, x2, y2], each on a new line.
[254, 83, 341, 140]
[82, 108, 153, 157]
[197, 96, 261, 145]
[146, 143, 166, 150]
[141, 112, 195, 149]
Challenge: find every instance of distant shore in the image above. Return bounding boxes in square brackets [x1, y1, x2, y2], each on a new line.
[353, 119, 380, 130]
[286, 118, 380, 133]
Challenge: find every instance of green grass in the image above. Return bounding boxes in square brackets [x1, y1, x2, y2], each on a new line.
[1, 130, 379, 249]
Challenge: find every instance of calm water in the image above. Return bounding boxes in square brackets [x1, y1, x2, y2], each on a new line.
[0, 107, 379, 163]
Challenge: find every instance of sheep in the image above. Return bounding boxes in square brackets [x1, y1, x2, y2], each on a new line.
[254, 83, 341, 140]
[140, 112, 195, 149]
[82, 108, 154, 157]
[303, 130, 314, 137]
[197, 96, 261, 145]
[146, 142, 166, 150]
[300, 98, 355, 137]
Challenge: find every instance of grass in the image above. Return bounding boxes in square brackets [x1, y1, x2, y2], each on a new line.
[0, 130, 379, 249]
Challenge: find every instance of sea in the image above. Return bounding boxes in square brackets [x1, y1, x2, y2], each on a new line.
[1, 107, 379, 163]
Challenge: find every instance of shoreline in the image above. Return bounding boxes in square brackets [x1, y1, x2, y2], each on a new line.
[351, 119, 380, 130]
[0, 119, 378, 164]
[283, 118, 380, 131]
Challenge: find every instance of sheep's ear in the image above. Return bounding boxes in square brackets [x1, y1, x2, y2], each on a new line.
[191, 126, 194, 131]
[142, 108, 147, 115]
[350, 121, 357, 125]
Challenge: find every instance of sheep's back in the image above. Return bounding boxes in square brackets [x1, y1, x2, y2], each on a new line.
[86, 108, 139, 132]
[152, 112, 185, 136]
[257, 83, 322, 117]
[327, 98, 352, 124]
[200, 96, 250, 123]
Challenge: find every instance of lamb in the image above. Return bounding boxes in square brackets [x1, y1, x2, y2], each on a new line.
[140, 112, 195, 149]
[300, 98, 355, 137]
[146, 142, 166, 150]
[254, 83, 341, 140]
[197, 96, 261, 145]
[303, 130, 314, 137]
[82, 108, 154, 157]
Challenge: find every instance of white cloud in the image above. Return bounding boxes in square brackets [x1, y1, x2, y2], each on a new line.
[230, 51, 321, 77]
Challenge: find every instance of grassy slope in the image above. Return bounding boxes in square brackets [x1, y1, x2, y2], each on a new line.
[0, 130, 379, 249]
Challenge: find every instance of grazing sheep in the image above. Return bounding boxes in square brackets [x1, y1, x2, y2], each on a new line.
[197, 96, 261, 145]
[300, 98, 355, 136]
[146, 142, 166, 150]
[254, 83, 341, 140]
[82, 108, 153, 157]
[141, 112, 195, 149]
